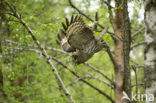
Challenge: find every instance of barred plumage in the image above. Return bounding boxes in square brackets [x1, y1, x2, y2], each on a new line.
[56, 15, 105, 64]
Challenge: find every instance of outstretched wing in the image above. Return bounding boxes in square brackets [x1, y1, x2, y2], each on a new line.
[61, 15, 95, 50]
[56, 30, 75, 52]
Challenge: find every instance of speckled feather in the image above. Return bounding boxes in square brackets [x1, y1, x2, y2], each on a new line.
[56, 15, 104, 64]
[61, 15, 94, 49]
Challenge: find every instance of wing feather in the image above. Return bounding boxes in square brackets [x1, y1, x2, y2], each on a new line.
[57, 15, 94, 51]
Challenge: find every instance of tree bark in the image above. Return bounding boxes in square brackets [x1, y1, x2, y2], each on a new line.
[144, 0, 156, 103]
[113, 0, 125, 102]
[123, 0, 131, 100]
[113, 0, 131, 102]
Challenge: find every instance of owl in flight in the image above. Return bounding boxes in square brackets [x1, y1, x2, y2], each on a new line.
[57, 15, 105, 64]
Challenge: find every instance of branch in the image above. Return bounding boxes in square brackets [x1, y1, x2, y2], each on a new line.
[67, 76, 114, 89]
[131, 66, 138, 98]
[4, 39, 70, 56]
[132, 27, 145, 39]
[85, 76, 114, 88]
[102, 0, 114, 8]
[85, 63, 114, 85]
[131, 83, 144, 88]
[131, 41, 146, 50]
[106, 0, 114, 25]
[104, 42, 117, 69]
[130, 64, 145, 70]
[6, 3, 75, 103]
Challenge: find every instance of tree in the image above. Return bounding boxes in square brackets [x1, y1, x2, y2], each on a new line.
[144, 0, 156, 102]
[0, 0, 147, 103]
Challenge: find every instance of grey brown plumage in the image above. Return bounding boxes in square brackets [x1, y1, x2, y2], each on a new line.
[57, 15, 105, 64]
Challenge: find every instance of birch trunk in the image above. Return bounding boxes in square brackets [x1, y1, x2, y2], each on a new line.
[144, 0, 156, 103]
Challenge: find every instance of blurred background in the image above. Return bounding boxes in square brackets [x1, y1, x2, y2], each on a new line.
[0, 0, 145, 103]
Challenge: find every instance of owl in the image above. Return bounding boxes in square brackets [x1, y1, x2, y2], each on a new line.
[56, 15, 105, 64]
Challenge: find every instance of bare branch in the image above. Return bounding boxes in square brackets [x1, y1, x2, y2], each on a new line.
[104, 42, 117, 69]
[6, 3, 75, 103]
[132, 27, 145, 39]
[85, 63, 114, 85]
[67, 76, 114, 89]
[131, 83, 144, 88]
[131, 41, 146, 50]
[97, 27, 109, 40]
[101, 0, 114, 8]
[106, 0, 114, 25]
[85, 76, 114, 88]
[130, 65, 144, 69]
[131, 66, 138, 98]
[4, 39, 70, 56]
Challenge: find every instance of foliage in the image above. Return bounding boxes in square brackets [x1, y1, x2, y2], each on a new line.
[0, 0, 145, 103]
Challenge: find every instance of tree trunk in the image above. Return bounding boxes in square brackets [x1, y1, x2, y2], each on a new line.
[123, 0, 131, 100]
[144, 0, 156, 103]
[113, 0, 131, 102]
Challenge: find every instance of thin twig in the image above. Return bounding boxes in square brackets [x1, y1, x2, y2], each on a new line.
[131, 83, 144, 88]
[67, 76, 114, 89]
[102, 0, 114, 8]
[106, 0, 114, 25]
[104, 42, 117, 69]
[85, 76, 114, 88]
[130, 60, 145, 69]
[85, 63, 114, 85]
[131, 66, 138, 99]
[4, 39, 70, 56]
[132, 27, 145, 39]
[131, 41, 146, 50]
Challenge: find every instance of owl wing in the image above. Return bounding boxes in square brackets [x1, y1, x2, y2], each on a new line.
[57, 15, 95, 51]
[56, 30, 75, 52]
